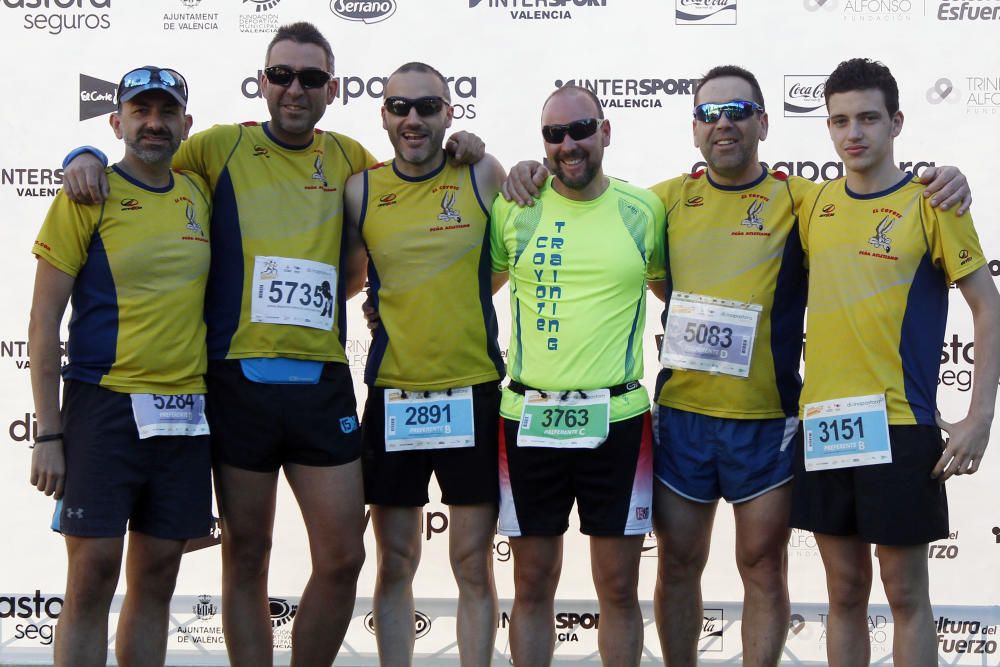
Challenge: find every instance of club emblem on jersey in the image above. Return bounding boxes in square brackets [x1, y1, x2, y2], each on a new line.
[740, 199, 764, 231]
[868, 215, 895, 253]
[319, 280, 334, 318]
[437, 190, 462, 223]
[312, 154, 328, 187]
[185, 202, 205, 237]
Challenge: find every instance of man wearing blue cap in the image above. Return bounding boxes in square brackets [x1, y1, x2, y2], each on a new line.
[28, 65, 212, 667]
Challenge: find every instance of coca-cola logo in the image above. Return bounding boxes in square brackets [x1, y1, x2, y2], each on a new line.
[783, 75, 828, 118]
[788, 82, 825, 100]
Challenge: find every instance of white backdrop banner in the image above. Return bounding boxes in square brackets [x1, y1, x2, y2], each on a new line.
[1, 0, 998, 664]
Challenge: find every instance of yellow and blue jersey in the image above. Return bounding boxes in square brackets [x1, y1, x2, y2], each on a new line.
[33, 166, 211, 394]
[173, 122, 375, 363]
[799, 174, 986, 425]
[491, 176, 666, 422]
[650, 168, 812, 419]
[360, 158, 503, 390]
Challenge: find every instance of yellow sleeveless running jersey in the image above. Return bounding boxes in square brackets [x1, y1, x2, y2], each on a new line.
[650, 168, 813, 419]
[799, 174, 986, 425]
[172, 122, 375, 363]
[360, 158, 504, 390]
[33, 166, 211, 394]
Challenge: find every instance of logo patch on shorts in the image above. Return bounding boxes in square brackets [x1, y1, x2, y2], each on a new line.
[635, 506, 649, 521]
[339, 416, 359, 433]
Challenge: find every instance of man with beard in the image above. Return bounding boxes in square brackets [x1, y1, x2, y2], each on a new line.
[490, 84, 665, 667]
[59, 24, 484, 666]
[344, 61, 506, 667]
[29, 66, 211, 667]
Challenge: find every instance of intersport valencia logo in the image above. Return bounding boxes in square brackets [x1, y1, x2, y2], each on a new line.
[330, 0, 396, 23]
[79, 73, 117, 121]
[468, 0, 608, 21]
[676, 0, 737, 25]
[783, 75, 828, 117]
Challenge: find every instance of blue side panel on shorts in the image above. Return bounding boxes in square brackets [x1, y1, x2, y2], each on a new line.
[899, 253, 948, 426]
[769, 223, 807, 417]
[365, 261, 388, 386]
[64, 231, 117, 385]
[51, 499, 62, 533]
[205, 167, 244, 360]
[478, 218, 505, 378]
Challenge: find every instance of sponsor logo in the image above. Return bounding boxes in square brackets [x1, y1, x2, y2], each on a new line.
[926, 77, 961, 105]
[7, 0, 111, 35]
[0, 592, 63, 619]
[937, 616, 998, 654]
[163, 0, 219, 30]
[378, 193, 398, 207]
[469, 0, 608, 21]
[363, 610, 433, 638]
[346, 338, 371, 375]
[819, 203, 836, 217]
[699, 609, 723, 651]
[2, 166, 63, 197]
[494, 535, 511, 562]
[330, 0, 396, 23]
[192, 594, 217, 620]
[635, 506, 649, 521]
[676, 0, 736, 24]
[788, 528, 820, 557]
[339, 415, 359, 433]
[817, 613, 888, 647]
[685, 196, 704, 207]
[641, 530, 657, 557]
[239, 0, 280, 32]
[8, 412, 37, 443]
[269, 598, 297, 628]
[993, 526, 999, 543]
[554, 611, 599, 642]
[121, 197, 142, 211]
[928, 531, 960, 559]
[789, 613, 807, 636]
[242, 71, 478, 119]
[936, 0, 1000, 20]
[784, 75, 828, 117]
[79, 73, 117, 121]
[0, 591, 63, 647]
[1, 341, 67, 372]
[553, 77, 698, 110]
[803, 0, 917, 20]
[966, 77, 1000, 115]
[691, 159, 936, 182]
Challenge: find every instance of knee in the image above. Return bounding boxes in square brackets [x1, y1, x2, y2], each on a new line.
[68, 555, 120, 599]
[316, 541, 366, 583]
[658, 542, 709, 582]
[450, 546, 493, 596]
[377, 541, 419, 587]
[880, 570, 929, 617]
[514, 561, 560, 606]
[223, 530, 272, 580]
[735, 540, 787, 589]
[826, 570, 872, 612]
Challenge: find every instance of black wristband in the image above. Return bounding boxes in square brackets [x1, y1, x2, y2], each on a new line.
[34, 433, 63, 444]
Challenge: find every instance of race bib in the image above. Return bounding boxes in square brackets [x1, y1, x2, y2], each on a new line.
[803, 394, 892, 471]
[384, 387, 475, 451]
[251, 256, 337, 330]
[660, 292, 761, 378]
[130, 393, 209, 439]
[517, 389, 610, 449]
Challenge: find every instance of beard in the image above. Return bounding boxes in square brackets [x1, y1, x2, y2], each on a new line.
[125, 129, 180, 165]
[550, 147, 600, 191]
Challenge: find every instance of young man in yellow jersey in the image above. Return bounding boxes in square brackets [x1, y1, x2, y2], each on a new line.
[343, 62, 506, 667]
[29, 66, 211, 667]
[491, 85, 666, 667]
[58, 24, 484, 667]
[791, 58, 1000, 667]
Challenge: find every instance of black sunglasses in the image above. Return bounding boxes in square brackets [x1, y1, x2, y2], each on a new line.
[383, 96, 448, 117]
[119, 67, 188, 100]
[264, 66, 333, 89]
[693, 100, 764, 123]
[541, 118, 602, 144]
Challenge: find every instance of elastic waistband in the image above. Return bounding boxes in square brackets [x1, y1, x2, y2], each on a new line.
[506, 380, 642, 398]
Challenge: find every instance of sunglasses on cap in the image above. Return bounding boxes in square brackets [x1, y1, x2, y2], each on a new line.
[383, 96, 448, 117]
[118, 67, 188, 105]
[264, 66, 333, 89]
[541, 117, 602, 144]
[693, 100, 764, 123]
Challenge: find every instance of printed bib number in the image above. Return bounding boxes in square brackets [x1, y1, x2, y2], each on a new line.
[803, 394, 892, 471]
[251, 256, 337, 330]
[517, 389, 610, 449]
[130, 393, 209, 439]
[661, 292, 761, 378]
[384, 387, 475, 451]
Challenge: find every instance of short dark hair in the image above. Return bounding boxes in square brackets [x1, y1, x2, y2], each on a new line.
[387, 62, 451, 102]
[694, 65, 765, 108]
[266, 22, 335, 73]
[824, 58, 899, 116]
[542, 84, 605, 120]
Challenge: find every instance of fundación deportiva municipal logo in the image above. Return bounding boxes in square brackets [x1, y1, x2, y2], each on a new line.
[329, 0, 396, 23]
[676, 0, 737, 25]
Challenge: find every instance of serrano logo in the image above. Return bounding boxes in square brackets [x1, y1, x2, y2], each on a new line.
[784, 75, 828, 117]
[364, 611, 433, 638]
[330, 0, 396, 23]
[676, 0, 737, 24]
